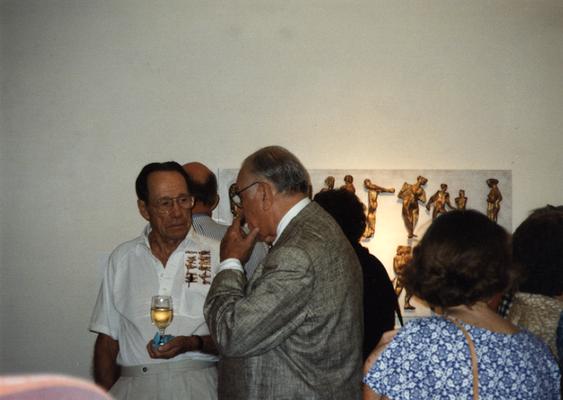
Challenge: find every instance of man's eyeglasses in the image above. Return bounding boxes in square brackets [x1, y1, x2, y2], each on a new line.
[151, 195, 194, 215]
[229, 181, 262, 208]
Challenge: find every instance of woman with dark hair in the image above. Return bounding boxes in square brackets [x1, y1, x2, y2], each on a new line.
[313, 189, 399, 360]
[363, 210, 560, 399]
[508, 205, 563, 365]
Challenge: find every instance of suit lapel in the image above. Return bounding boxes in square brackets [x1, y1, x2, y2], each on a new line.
[246, 202, 319, 290]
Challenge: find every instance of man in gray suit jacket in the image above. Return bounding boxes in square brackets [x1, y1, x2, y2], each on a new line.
[204, 146, 363, 400]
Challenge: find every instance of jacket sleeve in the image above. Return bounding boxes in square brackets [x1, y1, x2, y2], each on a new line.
[204, 245, 314, 357]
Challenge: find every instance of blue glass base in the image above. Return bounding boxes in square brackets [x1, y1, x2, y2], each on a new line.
[152, 332, 175, 348]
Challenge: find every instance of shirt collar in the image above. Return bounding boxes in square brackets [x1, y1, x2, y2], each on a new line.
[272, 197, 310, 246]
[140, 223, 196, 250]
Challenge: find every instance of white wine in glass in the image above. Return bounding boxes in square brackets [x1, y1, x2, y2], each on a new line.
[151, 295, 173, 343]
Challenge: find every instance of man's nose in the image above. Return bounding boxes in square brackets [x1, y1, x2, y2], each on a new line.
[169, 199, 184, 216]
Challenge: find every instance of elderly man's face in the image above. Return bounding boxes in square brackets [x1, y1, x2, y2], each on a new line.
[235, 168, 275, 242]
[139, 170, 192, 244]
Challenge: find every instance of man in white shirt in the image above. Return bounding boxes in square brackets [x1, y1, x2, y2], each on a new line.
[183, 161, 267, 278]
[89, 161, 219, 400]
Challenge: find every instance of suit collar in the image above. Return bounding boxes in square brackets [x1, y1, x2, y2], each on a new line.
[272, 197, 311, 246]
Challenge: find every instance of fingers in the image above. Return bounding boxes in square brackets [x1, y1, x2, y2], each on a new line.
[146, 339, 180, 359]
[156, 347, 175, 359]
[220, 218, 259, 263]
[146, 341, 158, 358]
[230, 216, 242, 231]
[224, 217, 246, 242]
[244, 227, 259, 246]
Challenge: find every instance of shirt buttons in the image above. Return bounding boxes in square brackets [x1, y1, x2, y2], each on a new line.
[142, 367, 147, 373]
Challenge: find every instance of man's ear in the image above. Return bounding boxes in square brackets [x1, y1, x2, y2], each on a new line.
[138, 199, 150, 221]
[210, 194, 220, 211]
[260, 183, 275, 211]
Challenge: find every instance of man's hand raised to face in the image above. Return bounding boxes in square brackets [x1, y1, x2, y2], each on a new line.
[220, 217, 259, 264]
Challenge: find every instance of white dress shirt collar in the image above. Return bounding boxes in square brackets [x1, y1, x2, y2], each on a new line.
[140, 224, 196, 250]
[272, 197, 311, 246]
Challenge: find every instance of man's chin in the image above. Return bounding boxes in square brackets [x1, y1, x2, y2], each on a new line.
[166, 226, 189, 238]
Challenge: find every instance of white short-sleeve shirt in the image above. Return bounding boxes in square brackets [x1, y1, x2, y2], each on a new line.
[89, 226, 220, 366]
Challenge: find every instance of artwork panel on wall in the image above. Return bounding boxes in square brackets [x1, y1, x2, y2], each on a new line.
[215, 169, 512, 318]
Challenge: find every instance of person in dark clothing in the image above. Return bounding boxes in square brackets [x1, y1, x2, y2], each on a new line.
[314, 188, 399, 359]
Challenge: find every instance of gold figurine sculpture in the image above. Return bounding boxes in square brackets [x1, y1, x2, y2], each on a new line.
[486, 178, 502, 222]
[393, 245, 415, 310]
[341, 175, 356, 193]
[398, 176, 428, 238]
[320, 176, 335, 192]
[426, 183, 454, 220]
[228, 183, 241, 218]
[362, 179, 395, 239]
[455, 189, 468, 210]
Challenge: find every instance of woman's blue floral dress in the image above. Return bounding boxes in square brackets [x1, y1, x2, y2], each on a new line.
[364, 316, 560, 399]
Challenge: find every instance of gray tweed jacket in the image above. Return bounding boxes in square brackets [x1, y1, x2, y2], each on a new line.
[204, 201, 364, 400]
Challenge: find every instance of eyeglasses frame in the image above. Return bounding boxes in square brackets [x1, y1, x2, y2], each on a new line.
[149, 194, 195, 215]
[230, 181, 263, 208]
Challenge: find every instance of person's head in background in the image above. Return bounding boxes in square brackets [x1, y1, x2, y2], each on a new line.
[512, 205, 563, 299]
[313, 188, 365, 245]
[183, 162, 219, 216]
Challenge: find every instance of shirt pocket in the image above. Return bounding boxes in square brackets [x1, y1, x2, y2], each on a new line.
[177, 283, 208, 319]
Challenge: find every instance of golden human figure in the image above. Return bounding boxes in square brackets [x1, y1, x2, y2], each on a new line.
[319, 176, 335, 192]
[455, 189, 468, 210]
[397, 175, 428, 238]
[362, 178, 395, 239]
[486, 178, 502, 222]
[426, 183, 454, 220]
[393, 245, 415, 310]
[340, 175, 356, 193]
[228, 182, 242, 218]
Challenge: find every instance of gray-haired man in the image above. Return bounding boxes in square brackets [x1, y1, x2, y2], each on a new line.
[204, 146, 364, 400]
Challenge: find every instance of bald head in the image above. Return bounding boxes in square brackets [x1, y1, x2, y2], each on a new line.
[183, 162, 212, 183]
[182, 162, 219, 214]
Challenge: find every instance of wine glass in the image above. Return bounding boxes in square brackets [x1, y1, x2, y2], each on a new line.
[151, 295, 174, 346]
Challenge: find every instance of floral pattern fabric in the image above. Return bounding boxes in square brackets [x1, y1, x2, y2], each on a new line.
[364, 316, 560, 399]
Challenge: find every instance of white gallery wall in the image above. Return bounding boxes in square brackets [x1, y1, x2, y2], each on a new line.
[1, 0, 562, 378]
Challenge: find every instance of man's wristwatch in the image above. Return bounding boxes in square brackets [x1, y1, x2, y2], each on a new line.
[192, 335, 203, 351]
